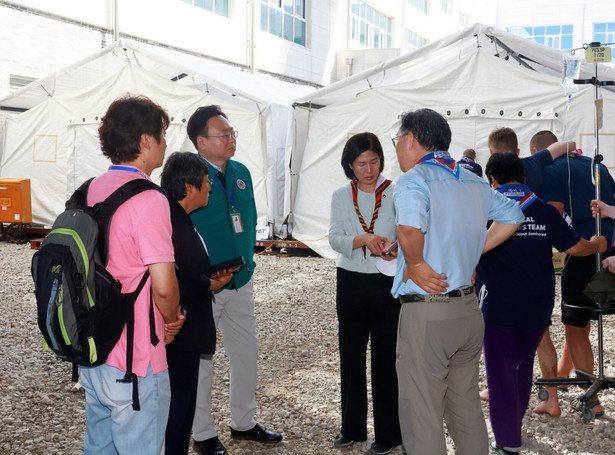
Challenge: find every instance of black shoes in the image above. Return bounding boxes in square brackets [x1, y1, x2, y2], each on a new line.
[333, 435, 401, 454]
[333, 433, 355, 448]
[230, 423, 283, 443]
[370, 441, 398, 455]
[193, 436, 229, 455]
[195, 423, 282, 453]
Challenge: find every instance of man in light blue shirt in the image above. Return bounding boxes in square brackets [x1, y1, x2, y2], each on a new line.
[391, 108, 524, 455]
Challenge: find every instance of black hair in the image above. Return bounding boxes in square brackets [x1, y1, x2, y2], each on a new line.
[485, 152, 525, 186]
[340, 132, 385, 180]
[399, 108, 451, 152]
[186, 105, 227, 150]
[160, 152, 209, 202]
[98, 95, 170, 164]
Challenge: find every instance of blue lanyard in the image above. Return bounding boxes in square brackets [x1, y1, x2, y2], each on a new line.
[214, 171, 236, 208]
[195, 154, 236, 208]
[109, 165, 138, 172]
[108, 165, 150, 180]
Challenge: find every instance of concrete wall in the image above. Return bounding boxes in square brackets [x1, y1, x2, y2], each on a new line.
[0, 5, 106, 97]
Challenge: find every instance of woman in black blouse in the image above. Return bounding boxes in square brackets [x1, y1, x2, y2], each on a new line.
[161, 152, 233, 455]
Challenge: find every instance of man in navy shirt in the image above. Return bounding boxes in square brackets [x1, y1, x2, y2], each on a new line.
[477, 152, 605, 455]
[541, 140, 615, 418]
[458, 148, 483, 177]
[529, 130, 578, 417]
[487, 127, 573, 198]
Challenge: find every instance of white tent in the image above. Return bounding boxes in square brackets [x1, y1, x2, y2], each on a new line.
[289, 24, 615, 258]
[0, 38, 313, 230]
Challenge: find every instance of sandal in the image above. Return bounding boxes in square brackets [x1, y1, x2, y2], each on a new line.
[570, 396, 605, 417]
[589, 399, 605, 418]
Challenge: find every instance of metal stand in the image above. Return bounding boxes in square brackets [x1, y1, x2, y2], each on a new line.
[534, 42, 615, 422]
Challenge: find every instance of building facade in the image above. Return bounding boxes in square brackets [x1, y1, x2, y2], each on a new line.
[0, 0, 614, 99]
[496, 1, 615, 54]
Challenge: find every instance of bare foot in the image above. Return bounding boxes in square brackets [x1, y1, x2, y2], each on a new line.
[533, 388, 560, 417]
[533, 399, 562, 417]
[479, 389, 489, 402]
[533, 386, 561, 416]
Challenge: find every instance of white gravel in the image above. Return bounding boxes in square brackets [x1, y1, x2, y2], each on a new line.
[1, 241, 615, 454]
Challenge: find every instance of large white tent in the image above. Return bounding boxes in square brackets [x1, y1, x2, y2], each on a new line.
[288, 24, 615, 258]
[0, 38, 313, 230]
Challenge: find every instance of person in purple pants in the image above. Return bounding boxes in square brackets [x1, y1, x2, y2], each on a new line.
[476, 152, 606, 455]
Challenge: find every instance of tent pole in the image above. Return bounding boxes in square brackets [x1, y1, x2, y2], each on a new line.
[111, 0, 119, 42]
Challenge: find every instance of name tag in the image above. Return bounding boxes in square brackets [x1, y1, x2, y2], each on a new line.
[231, 212, 244, 233]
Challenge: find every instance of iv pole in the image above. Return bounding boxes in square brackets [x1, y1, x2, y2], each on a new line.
[570, 41, 615, 418]
[535, 41, 615, 422]
[573, 42, 615, 268]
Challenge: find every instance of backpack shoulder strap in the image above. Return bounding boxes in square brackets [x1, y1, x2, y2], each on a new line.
[103, 178, 166, 209]
[66, 177, 95, 210]
[95, 179, 168, 265]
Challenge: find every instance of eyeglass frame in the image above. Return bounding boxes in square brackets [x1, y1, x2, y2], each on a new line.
[391, 131, 407, 148]
[201, 130, 239, 140]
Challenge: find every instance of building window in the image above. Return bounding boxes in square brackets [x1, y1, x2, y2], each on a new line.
[260, 0, 306, 46]
[350, 0, 392, 49]
[405, 29, 427, 50]
[407, 0, 428, 15]
[441, 0, 452, 15]
[181, 0, 229, 17]
[507, 24, 573, 52]
[594, 22, 615, 48]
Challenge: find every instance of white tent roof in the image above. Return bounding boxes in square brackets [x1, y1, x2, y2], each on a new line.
[1, 38, 313, 111]
[0, 39, 313, 230]
[1, 64, 259, 227]
[294, 23, 615, 107]
[289, 24, 615, 258]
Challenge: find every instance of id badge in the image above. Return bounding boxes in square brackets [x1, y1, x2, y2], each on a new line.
[231, 211, 244, 233]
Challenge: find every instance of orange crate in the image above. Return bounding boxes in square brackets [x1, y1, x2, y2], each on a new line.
[0, 178, 32, 223]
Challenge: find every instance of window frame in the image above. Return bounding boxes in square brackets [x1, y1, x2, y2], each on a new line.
[507, 24, 574, 52]
[349, 0, 392, 49]
[181, 0, 229, 17]
[260, 0, 307, 46]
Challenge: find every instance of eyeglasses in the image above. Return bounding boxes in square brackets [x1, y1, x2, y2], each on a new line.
[207, 178, 213, 187]
[392, 132, 407, 148]
[202, 130, 238, 141]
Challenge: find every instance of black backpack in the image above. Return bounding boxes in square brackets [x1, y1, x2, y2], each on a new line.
[31, 177, 166, 410]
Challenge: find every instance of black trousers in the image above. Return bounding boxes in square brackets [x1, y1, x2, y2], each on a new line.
[561, 254, 608, 327]
[336, 267, 402, 446]
[165, 347, 201, 455]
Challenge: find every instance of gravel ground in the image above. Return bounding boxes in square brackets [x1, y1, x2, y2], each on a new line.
[1, 241, 615, 454]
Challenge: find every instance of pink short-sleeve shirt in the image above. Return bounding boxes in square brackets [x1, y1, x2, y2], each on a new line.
[87, 167, 174, 376]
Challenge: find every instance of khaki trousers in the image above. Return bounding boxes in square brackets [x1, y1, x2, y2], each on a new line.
[396, 293, 488, 455]
[192, 279, 258, 440]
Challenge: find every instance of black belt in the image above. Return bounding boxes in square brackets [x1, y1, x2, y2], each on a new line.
[399, 286, 475, 303]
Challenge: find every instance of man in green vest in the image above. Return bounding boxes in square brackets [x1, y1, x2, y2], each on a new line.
[188, 105, 282, 455]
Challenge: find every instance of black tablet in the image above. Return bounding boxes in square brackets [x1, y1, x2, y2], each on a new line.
[210, 256, 246, 275]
